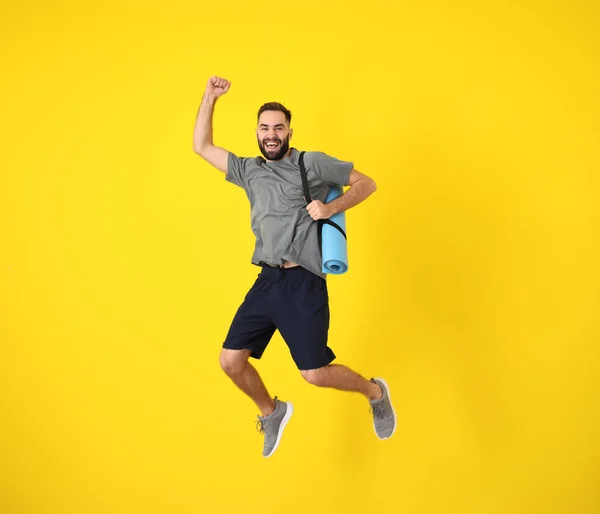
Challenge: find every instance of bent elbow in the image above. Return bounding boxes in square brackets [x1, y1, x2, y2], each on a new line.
[370, 177, 377, 194]
[193, 144, 206, 157]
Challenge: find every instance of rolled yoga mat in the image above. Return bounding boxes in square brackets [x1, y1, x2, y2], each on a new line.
[321, 185, 348, 274]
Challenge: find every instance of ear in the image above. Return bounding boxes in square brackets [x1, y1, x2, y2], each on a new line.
[289, 128, 293, 140]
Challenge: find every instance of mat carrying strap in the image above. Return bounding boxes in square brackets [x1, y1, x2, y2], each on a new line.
[298, 151, 347, 249]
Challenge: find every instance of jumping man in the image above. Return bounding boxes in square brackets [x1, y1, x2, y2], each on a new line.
[193, 76, 396, 457]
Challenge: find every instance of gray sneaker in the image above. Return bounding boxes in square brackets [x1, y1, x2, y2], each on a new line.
[256, 397, 294, 458]
[369, 378, 396, 439]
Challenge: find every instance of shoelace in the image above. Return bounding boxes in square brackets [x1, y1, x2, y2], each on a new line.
[370, 402, 387, 420]
[256, 417, 267, 434]
[256, 396, 279, 434]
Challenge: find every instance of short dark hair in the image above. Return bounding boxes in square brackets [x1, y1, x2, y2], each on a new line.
[257, 102, 292, 125]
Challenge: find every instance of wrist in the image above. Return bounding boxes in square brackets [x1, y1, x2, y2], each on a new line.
[327, 203, 339, 217]
[203, 93, 217, 105]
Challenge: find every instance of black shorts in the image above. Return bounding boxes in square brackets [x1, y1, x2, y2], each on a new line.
[222, 264, 335, 370]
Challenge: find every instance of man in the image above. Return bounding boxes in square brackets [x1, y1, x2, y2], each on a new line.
[193, 76, 396, 458]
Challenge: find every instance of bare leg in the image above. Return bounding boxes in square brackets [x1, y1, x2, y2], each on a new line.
[300, 364, 383, 401]
[220, 349, 276, 417]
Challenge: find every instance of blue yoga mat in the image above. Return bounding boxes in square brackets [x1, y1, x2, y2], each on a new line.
[322, 185, 348, 274]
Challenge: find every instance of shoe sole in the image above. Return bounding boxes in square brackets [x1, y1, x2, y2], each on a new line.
[264, 402, 294, 458]
[374, 378, 396, 440]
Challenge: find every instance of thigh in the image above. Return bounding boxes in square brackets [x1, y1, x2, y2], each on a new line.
[274, 272, 336, 370]
[222, 275, 276, 360]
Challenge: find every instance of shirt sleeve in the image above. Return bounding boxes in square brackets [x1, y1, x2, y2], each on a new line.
[306, 151, 354, 187]
[225, 152, 249, 189]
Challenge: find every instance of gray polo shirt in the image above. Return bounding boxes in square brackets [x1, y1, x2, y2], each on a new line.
[226, 147, 353, 279]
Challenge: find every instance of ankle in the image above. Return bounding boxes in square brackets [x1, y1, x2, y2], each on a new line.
[260, 398, 277, 418]
[367, 382, 383, 402]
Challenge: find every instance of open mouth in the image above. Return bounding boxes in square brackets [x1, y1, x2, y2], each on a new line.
[265, 141, 280, 150]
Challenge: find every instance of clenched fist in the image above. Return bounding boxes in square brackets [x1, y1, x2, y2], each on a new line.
[205, 76, 231, 99]
[306, 200, 335, 221]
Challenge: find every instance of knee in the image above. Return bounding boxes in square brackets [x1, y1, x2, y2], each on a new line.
[300, 367, 328, 387]
[219, 349, 248, 377]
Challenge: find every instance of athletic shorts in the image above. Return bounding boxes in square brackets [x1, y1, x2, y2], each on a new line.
[222, 264, 335, 370]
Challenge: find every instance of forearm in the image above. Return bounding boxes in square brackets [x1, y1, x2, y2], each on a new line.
[193, 94, 217, 153]
[327, 176, 377, 216]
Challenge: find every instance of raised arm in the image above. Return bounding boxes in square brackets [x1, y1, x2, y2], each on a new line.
[193, 76, 231, 173]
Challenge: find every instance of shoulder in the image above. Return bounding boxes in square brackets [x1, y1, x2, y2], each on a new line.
[301, 150, 352, 165]
[297, 149, 354, 186]
[229, 152, 264, 168]
[225, 152, 265, 188]
[301, 151, 333, 167]
[300, 150, 354, 172]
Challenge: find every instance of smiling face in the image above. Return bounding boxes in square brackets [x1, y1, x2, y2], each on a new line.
[256, 110, 293, 161]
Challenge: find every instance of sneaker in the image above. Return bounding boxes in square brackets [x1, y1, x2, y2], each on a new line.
[369, 378, 396, 439]
[256, 397, 294, 458]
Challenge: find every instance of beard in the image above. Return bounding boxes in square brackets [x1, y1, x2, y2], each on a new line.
[258, 134, 290, 161]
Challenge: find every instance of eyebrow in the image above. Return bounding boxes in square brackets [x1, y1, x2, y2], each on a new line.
[259, 123, 286, 128]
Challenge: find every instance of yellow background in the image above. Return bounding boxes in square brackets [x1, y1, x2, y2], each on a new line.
[1, 1, 599, 513]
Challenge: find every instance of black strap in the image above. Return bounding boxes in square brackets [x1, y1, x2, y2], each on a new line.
[298, 152, 312, 203]
[298, 151, 347, 241]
